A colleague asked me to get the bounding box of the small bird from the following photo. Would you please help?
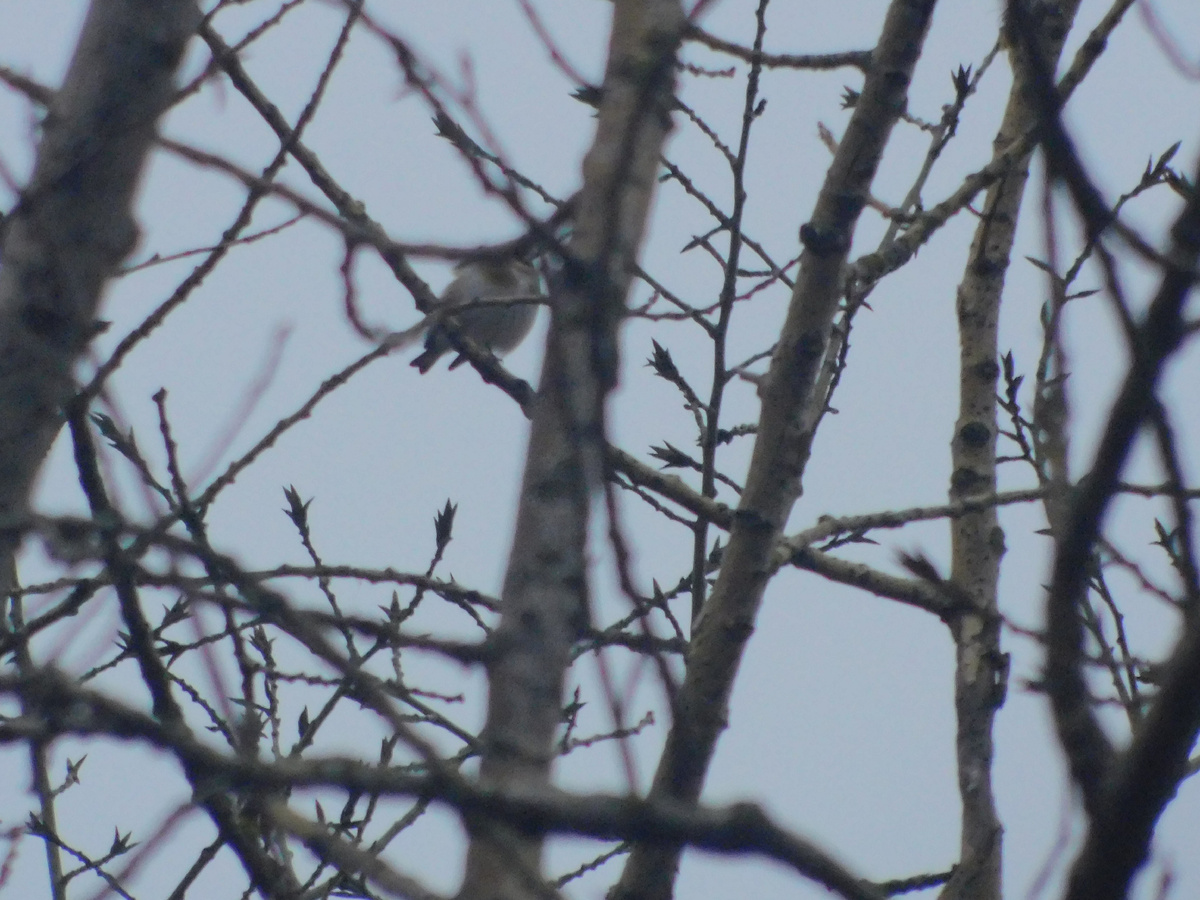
[410,257,543,373]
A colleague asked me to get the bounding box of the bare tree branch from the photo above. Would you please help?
[613,2,941,896]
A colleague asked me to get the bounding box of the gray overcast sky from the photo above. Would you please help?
[2,1,1200,898]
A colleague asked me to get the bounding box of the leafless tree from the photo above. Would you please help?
[1,1,1198,899]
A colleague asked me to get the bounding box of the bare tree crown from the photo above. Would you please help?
[0,2,1198,899]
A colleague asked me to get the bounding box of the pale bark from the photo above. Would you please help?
[940,5,1082,900]
[458,2,685,898]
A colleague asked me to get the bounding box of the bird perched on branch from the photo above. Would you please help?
[410,257,543,374]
